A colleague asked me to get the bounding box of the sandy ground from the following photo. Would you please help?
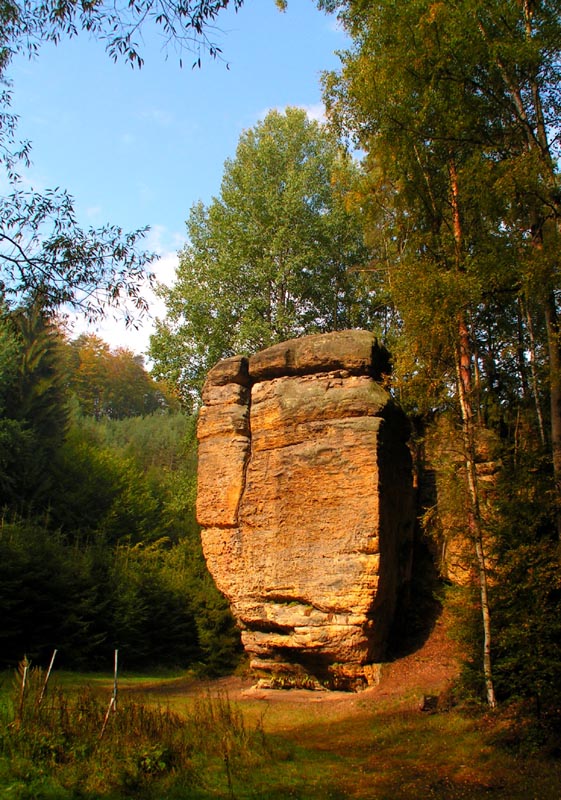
[139,608,460,713]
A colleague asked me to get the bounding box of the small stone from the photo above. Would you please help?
[419,694,439,713]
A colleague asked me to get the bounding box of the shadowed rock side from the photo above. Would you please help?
[196,330,414,690]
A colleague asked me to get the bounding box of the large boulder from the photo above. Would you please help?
[196,330,414,689]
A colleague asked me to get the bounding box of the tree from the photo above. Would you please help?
[66,335,112,418]
[0,303,70,509]
[3,0,245,69]
[67,334,176,418]
[488,454,561,715]
[471,0,561,538]
[0,0,251,323]
[320,0,511,707]
[0,8,157,322]
[319,0,561,706]
[320,0,561,509]
[0,191,157,323]
[0,306,28,499]
[150,107,377,403]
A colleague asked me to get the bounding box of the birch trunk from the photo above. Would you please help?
[450,159,497,708]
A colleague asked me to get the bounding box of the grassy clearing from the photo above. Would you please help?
[1,667,560,799]
[0,666,270,800]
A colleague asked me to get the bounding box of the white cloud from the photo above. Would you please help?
[255,102,327,124]
[139,108,174,127]
[145,225,186,263]
[326,14,346,35]
[85,205,102,222]
[66,229,184,358]
[153,248,179,296]
[300,103,326,123]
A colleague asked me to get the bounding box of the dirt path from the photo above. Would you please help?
[237,609,459,708]
[134,607,460,715]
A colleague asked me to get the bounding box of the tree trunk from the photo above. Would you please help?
[450,159,497,708]
[521,297,546,448]
[456,329,497,709]
[544,291,561,540]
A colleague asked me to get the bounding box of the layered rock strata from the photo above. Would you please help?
[197,330,414,689]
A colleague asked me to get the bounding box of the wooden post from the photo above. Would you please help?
[99,649,119,740]
[38,649,57,707]
[17,656,30,722]
[112,649,118,713]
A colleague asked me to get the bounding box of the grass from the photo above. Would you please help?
[0,665,269,800]
[1,665,561,799]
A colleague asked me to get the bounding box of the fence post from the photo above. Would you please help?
[38,649,57,707]
[99,649,119,740]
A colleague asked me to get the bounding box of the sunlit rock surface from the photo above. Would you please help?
[197,330,414,689]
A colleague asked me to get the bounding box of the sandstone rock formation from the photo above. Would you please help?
[197,330,414,689]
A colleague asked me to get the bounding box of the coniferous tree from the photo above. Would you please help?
[1,304,69,509]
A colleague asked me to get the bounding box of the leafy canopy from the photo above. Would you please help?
[1,0,245,68]
[149,107,378,403]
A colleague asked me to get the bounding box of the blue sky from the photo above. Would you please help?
[8,0,347,355]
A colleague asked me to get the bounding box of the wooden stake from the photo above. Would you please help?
[38,649,57,707]
[17,656,30,722]
[112,649,118,713]
[99,649,119,740]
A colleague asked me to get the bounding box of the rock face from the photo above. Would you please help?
[197,330,414,689]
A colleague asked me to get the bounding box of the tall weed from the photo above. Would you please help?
[0,663,269,799]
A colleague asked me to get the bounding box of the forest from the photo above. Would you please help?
[1,0,561,797]
[0,320,241,674]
